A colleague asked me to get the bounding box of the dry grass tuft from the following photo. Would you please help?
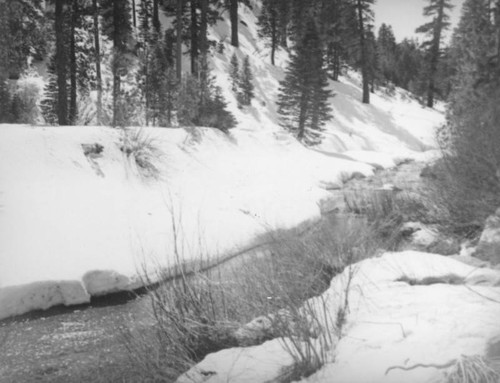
[119,128,163,179]
[446,355,500,383]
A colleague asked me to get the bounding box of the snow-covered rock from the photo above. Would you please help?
[401,222,460,255]
[178,252,500,383]
[474,208,500,266]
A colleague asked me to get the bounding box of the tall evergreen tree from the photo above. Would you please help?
[437,0,500,219]
[277,18,333,145]
[354,0,375,104]
[258,0,280,65]
[92,0,103,124]
[176,0,184,80]
[230,53,240,94]
[0,0,46,80]
[229,0,239,47]
[69,0,79,125]
[416,0,453,107]
[55,0,69,125]
[239,55,254,106]
[377,23,397,85]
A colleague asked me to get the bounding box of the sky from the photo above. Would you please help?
[373,0,466,44]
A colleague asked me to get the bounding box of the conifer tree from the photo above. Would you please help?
[258,0,280,65]
[0,0,46,80]
[55,0,69,125]
[92,0,103,124]
[354,0,375,104]
[377,23,397,85]
[438,0,500,217]
[230,53,240,94]
[239,55,254,106]
[277,18,333,145]
[416,0,453,107]
[0,79,13,123]
[229,0,239,47]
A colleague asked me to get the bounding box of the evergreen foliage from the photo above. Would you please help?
[416,0,454,107]
[277,19,333,145]
[441,0,500,192]
[0,79,14,123]
[178,74,237,131]
[230,53,240,94]
[258,0,281,65]
[238,55,254,106]
[377,24,397,85]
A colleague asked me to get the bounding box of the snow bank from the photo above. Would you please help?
[0,2,445,320]
[179,252,500,383]
[0,125,373,320]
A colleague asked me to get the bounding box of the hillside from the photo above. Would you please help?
[0,3,444,320]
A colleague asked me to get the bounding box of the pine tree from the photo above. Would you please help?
[230,53,240,94]
[277,18,333,145]
[238,55,254,106]
[103,0,133,126]
[321,0,356,81]
[377,23,397,85]
[229,0,239,47]
[0,79,13,123]
[394,38,425,92]
[176,0,183,80]
[416,0,454,107]
[437,0,500,220]
[354,0,375,104]
[55,0,69,125]
[93,0,103,125]
[0,0,46,80]
[258,0,280,65]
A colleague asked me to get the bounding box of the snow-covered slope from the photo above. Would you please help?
[0,3,444,320]
[178,252,500,383]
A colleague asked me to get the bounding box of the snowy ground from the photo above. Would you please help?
[178,251,500,383]
[0,2,444,320]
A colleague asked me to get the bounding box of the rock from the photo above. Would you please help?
[420,159,446,180]
[473,208,500,266]
[319,180,342,191]
[449,255,491,269]
[400,222,460,256]
[234,309,320,347]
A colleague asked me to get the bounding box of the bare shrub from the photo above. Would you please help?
[445,355,500,383]
[122,211,385,381]
[343,188,433,249]
[119,128,163,179]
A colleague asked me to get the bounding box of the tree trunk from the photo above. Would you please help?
[427,0,446,108]
[112,0,122,127]
[270,7,277,65]
[200,0,208,84]
[55,0,68,125]
[190,0,198,76]
[92,0,103,125]
[333,45,340,81]
[279,0,288,48]
[69,0,78,125]
[356,0,370,104]
[176,0,183,81]
[132,0,137,28]
[297,93,308,141]
[230,0,239,47]
[153,0,160,34]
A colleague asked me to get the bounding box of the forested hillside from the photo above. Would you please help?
[0,0,454,136]
[1,1,500,382]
